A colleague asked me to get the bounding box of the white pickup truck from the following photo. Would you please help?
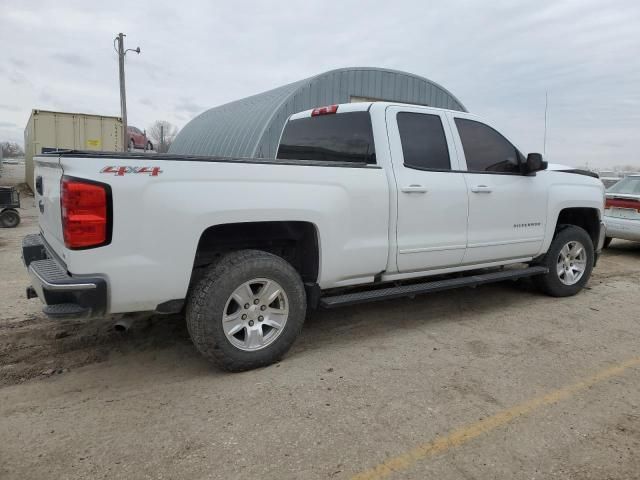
[23,102,605,370]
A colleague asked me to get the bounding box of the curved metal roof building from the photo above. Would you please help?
[169,67,466,158]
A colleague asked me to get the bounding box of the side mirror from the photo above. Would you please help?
[525,153,547,174]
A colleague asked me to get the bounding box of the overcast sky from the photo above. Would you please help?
[1,0,638,169]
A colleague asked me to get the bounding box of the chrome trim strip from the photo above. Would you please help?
[467,237,544,248]
[399,245,466,254]
[28,265,97,291]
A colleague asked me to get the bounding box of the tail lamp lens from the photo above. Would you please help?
[311,104,339,116]
[61,177,110,248]
[605,197,640,212]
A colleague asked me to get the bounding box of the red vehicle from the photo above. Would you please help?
[127,126,153,151]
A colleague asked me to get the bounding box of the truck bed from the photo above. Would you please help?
[33,148,391,313]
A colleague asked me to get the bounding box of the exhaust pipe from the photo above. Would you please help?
[114,316,132,333]
[113,312,148,332]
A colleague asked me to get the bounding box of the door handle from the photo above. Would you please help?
[401,184,428,194]
[471,185,492,193]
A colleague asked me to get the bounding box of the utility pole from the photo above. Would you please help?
[115,33,140,152]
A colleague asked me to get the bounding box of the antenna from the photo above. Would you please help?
[543,91,548,156]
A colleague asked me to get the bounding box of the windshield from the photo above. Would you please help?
[607,176,640,195]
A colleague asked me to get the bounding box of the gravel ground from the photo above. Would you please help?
[1,163,639,479]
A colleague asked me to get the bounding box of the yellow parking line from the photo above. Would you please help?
[352,356,640,480]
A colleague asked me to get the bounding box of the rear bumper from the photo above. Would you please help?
[604,215,640,241]
[22,234,108,318]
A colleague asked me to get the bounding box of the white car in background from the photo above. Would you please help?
[604,175,640,247]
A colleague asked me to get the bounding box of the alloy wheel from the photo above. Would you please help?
[556,240,587,285]
[222,278,289,351]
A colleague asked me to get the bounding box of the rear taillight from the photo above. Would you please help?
[311,104,338,116]
[61,177,111,249]
[605,197,640,211]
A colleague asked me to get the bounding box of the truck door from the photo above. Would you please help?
[448,113,547,263]
[386,106,469,272]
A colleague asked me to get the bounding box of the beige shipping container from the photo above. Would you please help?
[24,110,123,191]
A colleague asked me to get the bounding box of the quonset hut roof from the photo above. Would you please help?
[169,67,467,159]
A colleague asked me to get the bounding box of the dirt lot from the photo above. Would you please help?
[1,163,640,479]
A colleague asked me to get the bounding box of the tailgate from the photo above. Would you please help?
[34,155,65,251]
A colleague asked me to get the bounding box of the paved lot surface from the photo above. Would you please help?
[1,163,640,479]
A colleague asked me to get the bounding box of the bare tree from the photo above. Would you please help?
[147,120,178,153]
[1,142,24,158]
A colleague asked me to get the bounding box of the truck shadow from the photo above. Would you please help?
[15,242,638,384]
[0,279,542,386]
[296,279,539,354]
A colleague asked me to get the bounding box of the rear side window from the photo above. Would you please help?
[277,111,375,164]
[397,112,450,170]
[455,118,521,173]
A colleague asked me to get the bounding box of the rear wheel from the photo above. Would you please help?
[146,141,153,151]
[129,139,135,151]
[186,250,306,371]
[0,209,20,228]
[533,225,594,297]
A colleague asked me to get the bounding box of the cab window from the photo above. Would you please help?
[397,113,451,171]
[277,112,376,164]
[455,118,522,173]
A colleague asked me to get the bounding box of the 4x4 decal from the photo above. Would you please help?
[100,166,162,176]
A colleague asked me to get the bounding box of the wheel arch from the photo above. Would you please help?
[190,220,320,289]
[554,207,601,248]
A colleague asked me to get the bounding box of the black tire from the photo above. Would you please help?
[603,236,613,249]
[146,141,153,151]
[129,139,135,151]
[0,209,20,228]
[186,249,307,371]
[533,225,594,297]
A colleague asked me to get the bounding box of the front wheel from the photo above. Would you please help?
[533,225,594,297]
[603,236,613,249]
[186,250,307,371]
